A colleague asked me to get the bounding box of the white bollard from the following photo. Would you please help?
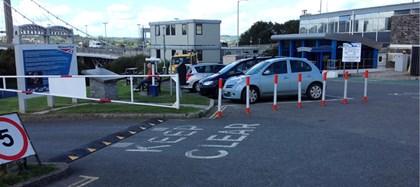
[364,70,368,103]
[273,74,278,111]
[343,71,348,104]
[298,73,302,109]
[322,72,326,107]
[246,76,250,114]
[217,78,223,118]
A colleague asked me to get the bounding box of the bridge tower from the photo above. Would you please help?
[3,0,13,44]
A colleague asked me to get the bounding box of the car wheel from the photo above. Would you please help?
[306,83,322,100]
[191,82,199,93]
[241,86,259,104]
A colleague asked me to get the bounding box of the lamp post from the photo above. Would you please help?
[103,22,108,49]
[85,25,88,36]
[237,0,247,47]
[137,24,141,49]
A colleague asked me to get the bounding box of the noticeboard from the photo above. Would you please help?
[342,43,362,63]
[0,113,37,164]
[14,44,78,97]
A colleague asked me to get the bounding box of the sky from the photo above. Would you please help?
[0,0,417,38]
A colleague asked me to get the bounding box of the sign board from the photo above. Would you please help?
[342,43,362,63]
[14,44,78,98]
[0,113,36,164]
[49,77,87,98]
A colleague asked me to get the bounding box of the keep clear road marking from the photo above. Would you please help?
[67,175,99,187]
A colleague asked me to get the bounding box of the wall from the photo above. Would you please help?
[391,14,420,45]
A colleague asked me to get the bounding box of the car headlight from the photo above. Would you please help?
[203,81,214,86]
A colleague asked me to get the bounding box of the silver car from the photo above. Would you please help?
[223,57,323,103]
[183,63,225,92]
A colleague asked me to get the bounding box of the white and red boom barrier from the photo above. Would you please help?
[273,74,278,111]
[321,72,327,107]
[246,76,250,114]
[364,70,368,103]
[343,71,349,105]
[217,78,223,118]
[298,73,302,109]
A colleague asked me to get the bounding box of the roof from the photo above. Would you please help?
[271,33,382,50]
[150,19,221,25]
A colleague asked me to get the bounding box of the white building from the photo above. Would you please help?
[149,19,221,63]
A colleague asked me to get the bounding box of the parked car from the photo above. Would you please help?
[198,56,274,98]
[182,63,225,92]
[222,57,323,103]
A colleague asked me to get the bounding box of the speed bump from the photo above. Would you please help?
[48,117,166,163]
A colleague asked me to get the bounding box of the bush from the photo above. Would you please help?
[104,54,147,74]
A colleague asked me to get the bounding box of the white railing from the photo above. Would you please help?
[0,74,180,110]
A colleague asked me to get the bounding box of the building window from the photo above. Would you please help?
[196,24,202,35]
[171,25,176,35]
[197,50,203,61]
[156,50,161,58]
[172,50,176,56]
[182,24,187,35]
[166,25,170,35]
[155,26,160,36]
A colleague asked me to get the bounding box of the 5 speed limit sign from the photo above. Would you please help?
[0,113,36,164]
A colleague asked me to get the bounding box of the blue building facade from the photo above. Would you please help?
[271,2,419,71]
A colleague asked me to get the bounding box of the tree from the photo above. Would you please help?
[238,20,300,46]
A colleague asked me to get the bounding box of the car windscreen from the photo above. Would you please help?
[246,60,269,75]
[218,59,246,74]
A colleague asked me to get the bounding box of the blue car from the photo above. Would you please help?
[223,57,324,103]
[198,56,274,98]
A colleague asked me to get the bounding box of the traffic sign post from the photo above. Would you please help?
[0,113,40,166]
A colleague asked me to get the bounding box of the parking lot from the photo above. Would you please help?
[24,78,419,186]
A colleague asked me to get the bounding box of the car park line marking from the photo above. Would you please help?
[68,175,99,187]
[126,145,171,152]
[110,142,134,148]
[209,106,228,119]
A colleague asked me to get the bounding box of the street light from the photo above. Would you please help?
[237,0,247,47]
[137,24,141,48]
[85,25,88,36]
[103,22,108,49]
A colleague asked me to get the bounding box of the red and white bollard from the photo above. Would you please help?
[246,76,250,114]
[273,74,278,111]
[321,72,327,107]
[217,78,223,118]
[343,71,349,105]
[298,73,302,109]
[364,70,368,103]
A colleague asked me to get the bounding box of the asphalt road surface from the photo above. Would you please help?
[22,78,418,186]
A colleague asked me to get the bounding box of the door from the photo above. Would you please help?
[259,60,290,96]
[289,60,314,93]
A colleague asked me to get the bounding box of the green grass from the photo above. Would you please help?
[0,164,56,187]
[0,81,210,114]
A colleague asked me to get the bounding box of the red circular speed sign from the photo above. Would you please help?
[0,117,29,161]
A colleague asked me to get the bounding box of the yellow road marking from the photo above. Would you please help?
[117,136,124,140]
[129,131,136,134]
[87,148,96,152]
[68,156,79,160]
[103,141,111,145]
[149,123,155,126]
[140,127,146,130]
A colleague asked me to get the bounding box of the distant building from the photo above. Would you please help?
[149,19,221,63]
[271,2,419,72]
